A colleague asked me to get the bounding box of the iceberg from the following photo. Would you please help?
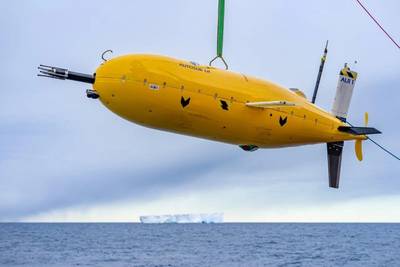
[139,213,223,224]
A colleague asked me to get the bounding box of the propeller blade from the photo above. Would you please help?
[355,139,363,161]
[364,112,369,126]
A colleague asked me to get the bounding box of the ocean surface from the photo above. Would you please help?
[0,223,399,266]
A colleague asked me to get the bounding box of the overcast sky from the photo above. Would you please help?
[1,0,399,222]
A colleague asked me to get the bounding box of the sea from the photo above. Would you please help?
[0,223,399,266]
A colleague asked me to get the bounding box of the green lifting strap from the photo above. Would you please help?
[210,0,228,69]
[217,0,225,57]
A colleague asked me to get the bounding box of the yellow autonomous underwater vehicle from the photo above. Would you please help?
[38,53,380,188]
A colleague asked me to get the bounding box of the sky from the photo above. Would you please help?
[0,0,399,222]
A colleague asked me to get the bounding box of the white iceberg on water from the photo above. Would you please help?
[139,213,223,224]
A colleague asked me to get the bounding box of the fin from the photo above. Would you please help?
[246,101,297,109]
[289,88,307,99]
[331,65,358,119]
[338,126,381,135]
[327,141,344,189]
[355,139,363,161]
[364,112,369,126]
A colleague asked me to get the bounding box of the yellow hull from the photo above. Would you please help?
[93,54,360,148]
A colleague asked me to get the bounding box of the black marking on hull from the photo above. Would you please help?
[220,100,229,111]
[181,96,191,108]
[279,116,287,126]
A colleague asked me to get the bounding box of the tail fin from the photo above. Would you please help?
[331,65,358,121]
[327,141,344,188]
[327,64,358,188]
[338,126,381,135]
[325,65,382,188]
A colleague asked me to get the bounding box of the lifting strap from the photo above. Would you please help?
[210,0,229,69]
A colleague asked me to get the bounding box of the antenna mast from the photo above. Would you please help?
[311,40,328,104]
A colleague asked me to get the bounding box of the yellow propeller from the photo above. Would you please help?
[355,139,363,161]
[355,112,369,161]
